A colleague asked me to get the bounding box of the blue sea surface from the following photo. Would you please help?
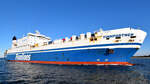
[0,58,150,84]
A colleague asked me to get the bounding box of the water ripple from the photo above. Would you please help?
[0,58,150,84]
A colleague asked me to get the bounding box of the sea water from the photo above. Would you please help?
[0,58,150,84]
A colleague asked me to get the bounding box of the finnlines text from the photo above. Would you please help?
[15,53,31,61]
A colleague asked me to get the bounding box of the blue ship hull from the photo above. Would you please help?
[6,43,140,65]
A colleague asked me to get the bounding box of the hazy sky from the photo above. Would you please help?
[0,0,150,57]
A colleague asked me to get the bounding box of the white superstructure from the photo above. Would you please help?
[8,27,147,53]
[11,30,51,50]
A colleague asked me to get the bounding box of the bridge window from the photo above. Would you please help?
[91,34,95,37]
[76,37,79,40]
[115,37,121,39]
[85,35,87,38]
[130,36,136,38]
[106,37,109,40]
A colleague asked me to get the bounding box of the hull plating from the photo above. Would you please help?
[6,43,139,65]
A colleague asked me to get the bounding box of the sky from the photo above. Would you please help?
[0,0,150,57]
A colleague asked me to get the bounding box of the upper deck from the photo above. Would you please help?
[7,27,147,53]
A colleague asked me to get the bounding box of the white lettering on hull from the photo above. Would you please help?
[15,53,31,61]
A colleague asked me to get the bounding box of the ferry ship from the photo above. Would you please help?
[5,28,147,66]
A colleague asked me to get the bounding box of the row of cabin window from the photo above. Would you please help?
[106,36,136,40]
